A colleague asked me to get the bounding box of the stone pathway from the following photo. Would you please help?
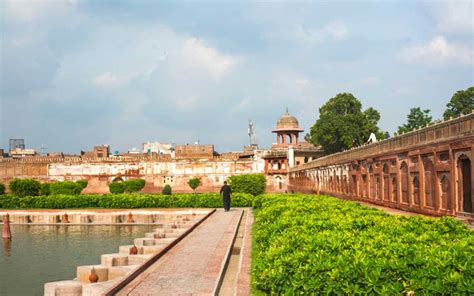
[117,208,244,296]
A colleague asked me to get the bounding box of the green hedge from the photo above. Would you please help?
[40,183,51,196]
[252,194,474,294]
[109,179,145,194]
[0,182,5,195]
[228,174,266,196]
[50,181,83,195]
[9,178,41,197]
[76,180,88,190]
[123,179,145,193]
[0,192,253,209]
[109,182,125,194]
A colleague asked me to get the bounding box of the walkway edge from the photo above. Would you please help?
[102,208,216,296]
[212,209,244,295]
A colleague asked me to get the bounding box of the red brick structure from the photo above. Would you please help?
[175,144,215,158]
[81,145,110,158]
[289,112,474,218]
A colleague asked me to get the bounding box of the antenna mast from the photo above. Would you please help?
[248,120,257,146]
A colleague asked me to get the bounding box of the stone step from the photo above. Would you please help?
[101,254,128,267]
[44,280,82,296]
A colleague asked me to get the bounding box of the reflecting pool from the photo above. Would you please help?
[0,225,155,295]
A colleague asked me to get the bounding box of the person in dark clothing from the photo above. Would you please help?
[220,181,232,211]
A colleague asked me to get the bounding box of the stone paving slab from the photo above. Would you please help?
[118,209,243,296]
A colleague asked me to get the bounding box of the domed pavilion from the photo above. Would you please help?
[273,108,304,146]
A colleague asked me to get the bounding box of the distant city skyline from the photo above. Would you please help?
[1,0,473,154]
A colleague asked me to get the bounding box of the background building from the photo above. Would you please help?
[142,142,174,156]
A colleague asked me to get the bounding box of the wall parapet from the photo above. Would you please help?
[291,112,474,172]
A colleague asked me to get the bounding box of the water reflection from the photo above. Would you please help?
[0,225,153,295]
[3,239,11,257]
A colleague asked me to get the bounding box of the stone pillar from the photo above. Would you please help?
[408,157,413,207]
[433,152,441,212]
[288,147,295,168]
[396,157,401,208]
[449,147,456,214]
[418,154,425,209]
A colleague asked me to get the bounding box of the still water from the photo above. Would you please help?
[0,225,155,296]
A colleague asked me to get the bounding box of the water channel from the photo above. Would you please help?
[0,224,155,295]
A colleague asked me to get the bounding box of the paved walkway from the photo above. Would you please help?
[118,208,243,296]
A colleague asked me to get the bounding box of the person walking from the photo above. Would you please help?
[220,181,232,212]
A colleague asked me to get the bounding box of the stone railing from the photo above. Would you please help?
[291,111,474,171]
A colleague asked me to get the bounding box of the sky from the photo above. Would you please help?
[1,0,473,154]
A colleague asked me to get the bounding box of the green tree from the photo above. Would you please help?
[9,178,41,197]
[397,107,432,134]
[188,177,201,193]
[162,184,172,195]
[443,86,474,119]
[306,93,386,154]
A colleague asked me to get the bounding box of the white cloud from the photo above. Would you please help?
[179,38,237,80]
[295,20,348,43]
[295,78,310,87]
[399,36,473,66]
[93,72,139,88]
[3,0,77,23]
[429,1,473,34]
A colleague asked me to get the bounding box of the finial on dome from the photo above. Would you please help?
[285,107,289,114]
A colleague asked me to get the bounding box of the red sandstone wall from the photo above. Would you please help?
[289,113,474,218]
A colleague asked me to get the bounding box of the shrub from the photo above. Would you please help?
[228,174,266,196]
[9,178,41,197]
[49,181,83,195]
[76,179,88,190]
[0,192,254,209]
[252,194,474,294]
[109,182,124,194]
[40,183,51,196]
[122,179,145,193]
[188,177,201,193]
[162,184,172,195]
[0,182,5,195]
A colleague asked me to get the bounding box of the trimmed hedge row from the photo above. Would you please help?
[252,194,474,294]
[109,179,146,194]
[0,192,253,209]
[228,174,266,196]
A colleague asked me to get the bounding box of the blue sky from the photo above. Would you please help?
[1,0,473,154]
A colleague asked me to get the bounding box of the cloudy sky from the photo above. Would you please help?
[1,0,473,154]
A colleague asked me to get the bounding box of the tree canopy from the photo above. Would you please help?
[443,86,474,120]
[397,107,432,135]
[306,93,386,154]
[188,177,201,193]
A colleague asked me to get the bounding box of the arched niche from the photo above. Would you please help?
[457,154,472,213]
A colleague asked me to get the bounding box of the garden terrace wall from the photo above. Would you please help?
[289,112,474,218]
[0,156,264,194]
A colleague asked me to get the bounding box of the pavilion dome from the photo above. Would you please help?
[274,109,303,132]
